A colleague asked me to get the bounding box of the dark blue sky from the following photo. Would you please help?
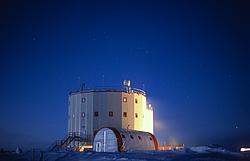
[0,0,249,150]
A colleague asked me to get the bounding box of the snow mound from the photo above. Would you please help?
[187,145,242,156]
[188,146,213,153]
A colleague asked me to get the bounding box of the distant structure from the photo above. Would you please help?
[68,80,154,146]
[15,146,22,154]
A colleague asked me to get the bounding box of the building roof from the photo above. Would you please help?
[69,87,146,96]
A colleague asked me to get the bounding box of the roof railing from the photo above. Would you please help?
[131,88,146,95]
[69,87,146,95]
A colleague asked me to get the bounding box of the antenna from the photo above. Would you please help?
[77,76,81,90]
[142,83,145,90]
[102,74,105,87]
[80,82,85,91]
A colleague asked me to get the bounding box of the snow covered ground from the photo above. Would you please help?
[0,146,249,161]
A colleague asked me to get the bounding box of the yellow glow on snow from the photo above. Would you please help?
[79,145,93,152]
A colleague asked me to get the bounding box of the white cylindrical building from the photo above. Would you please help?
[68,80,154,146]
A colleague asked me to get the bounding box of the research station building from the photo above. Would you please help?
[68,80,154,145]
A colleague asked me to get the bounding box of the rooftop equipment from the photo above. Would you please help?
[123,80,131,93]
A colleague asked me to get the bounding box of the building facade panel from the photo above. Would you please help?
[121,92,134,130]
[133,93,145,132]
[93,92,122,134]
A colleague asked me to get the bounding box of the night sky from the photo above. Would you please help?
[0,0,249,150]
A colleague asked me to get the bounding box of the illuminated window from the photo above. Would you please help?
[123,97,127,102]
[94,112,99,117]
[81,112,85,118]
[109,111,113,117]
[81,97,86,103]
[138,136,141,140]
[135,113,138,118]
[123,112,127,117]
[130,135,134,139]
[135,98,138,104]
[122,134,125,138]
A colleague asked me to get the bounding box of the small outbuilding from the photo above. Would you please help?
[93,127,158,152]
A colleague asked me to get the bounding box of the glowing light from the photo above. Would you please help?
[240,147,250,152]
[158,145,185,151]
[79,145,93,152]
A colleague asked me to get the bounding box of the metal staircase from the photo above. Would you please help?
[48,132,87,151]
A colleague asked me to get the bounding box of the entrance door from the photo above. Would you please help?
[95,142,102,152]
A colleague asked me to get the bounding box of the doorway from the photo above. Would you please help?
[95,142,102,152]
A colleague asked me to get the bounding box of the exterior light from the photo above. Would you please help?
[240,147,250,152]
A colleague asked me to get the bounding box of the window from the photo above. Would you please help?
[81,97,86,103]
[149,137,153,141]
[109,111,113,117]
[94,112,99,117]
[138,136,142,140]
[130,135,134,139]
[135,113,138,118]
[123,97,127,102]
[81,112,85,118]
[121,134,126,138]
[135,98,138,104]
[123,112,127,117]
